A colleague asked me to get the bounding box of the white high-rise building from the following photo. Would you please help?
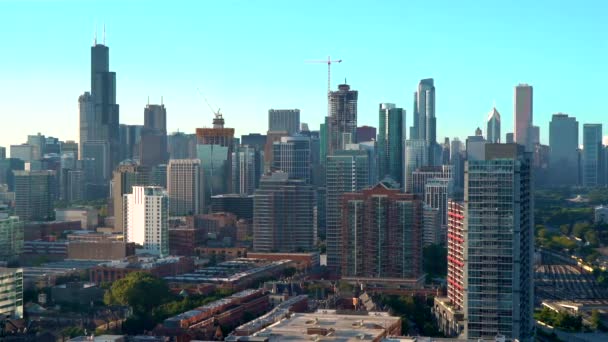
[123,186,169,256]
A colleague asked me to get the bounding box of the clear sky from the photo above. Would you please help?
[1,0,607,151]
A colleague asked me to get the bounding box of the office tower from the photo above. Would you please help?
[253,172,315,253]
[475,127,482,137]
[358,141,378,185]
[140,103,168,167]
[404,139,428,192]
[466,134,487,161]
[341,183,422,279]
[232,145,260,195]
[326,150,369,272]
[112,162,150,233]
[320,118,329,164]
[486,107,501,143]
[356,125,377,143]
[60,140,79,160]
[425,177,453,230]
[447,200,465,311]
[0,207,23,262]
[272,135,312,183]
[10,144,35,163]
[410,78,437,164]
[123,186,169,256]
[26,133,45,160]
[441,137,451,165]
[583,124,603,187]
[505,133,514,143]
[0,159,24,191]
[268,109,301,135]
[378,103,405,186]
[529,125,540,146]
[264,131,289,172]
[241,133,267,151]
[196,113,235,197]
[549,114,579,185]
[81,140,110,199]
[464,144,534,341]
[168,132,196,159]
[44,137,60,155]
[119,124,143,161]
[14,170,54,222]
[150,164,167,188]
[514,84,533,151]
[167,159,203,216]
[328,84,358,154]
[210,194,254,221]
[0,267,24,319]
[410,165,453,196]
[65,169,85,202]
[0,147,5,160]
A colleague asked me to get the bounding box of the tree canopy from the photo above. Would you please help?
[104,272,171,315]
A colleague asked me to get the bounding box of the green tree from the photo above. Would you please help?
[584,230,600,247]
[60,326,85,338]
[560,224,571,236]
[591,309,601,330]
[573,222,590,238]
[104,272,172,315]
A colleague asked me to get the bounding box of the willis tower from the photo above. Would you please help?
[79,32,120,198]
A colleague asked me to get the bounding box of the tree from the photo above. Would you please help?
[573,222,590,238]
[104,272,171,315]
[591,309,601,330]
[61,326,85,338]
[584,230,599,247]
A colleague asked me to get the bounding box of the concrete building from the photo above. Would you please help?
[90,255,194,283]
[210,194,254,221]
[0,267,23,319]
[241,133,267,151]
[268,109,300,135]
[487,107,501,143]
[328,84,358,154]
[167,159,203,216]
[253,172,315,253]
[325,149,370,272]
[0,206,23,262]
[14,170,54,222]
[341,183,422,279]
[123,186,169,256]
[422,205,441,246]
[272,135,311,184]
[410,165,452,197]
[356,125,377,143]
[464,144,534,341]
[549,113,579,186]
[378,103,405,186]
[0,158,25,191]
[424,177,453,231]
[168,132,196,160]
[583,124,603,187]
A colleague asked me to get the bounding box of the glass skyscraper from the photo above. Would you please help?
[377,103,405,186]
[549,113,579,186]
[464,144,534,341]
[583,124,603,187]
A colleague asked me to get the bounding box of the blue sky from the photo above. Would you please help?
[1,0,607,150]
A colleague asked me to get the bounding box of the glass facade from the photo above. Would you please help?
[377,103,405,186]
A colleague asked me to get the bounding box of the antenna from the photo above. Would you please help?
[161,96,164,106]
[103,23,106,45]
[94,26,97,45]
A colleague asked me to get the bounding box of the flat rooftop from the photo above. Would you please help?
[247,310,400,341]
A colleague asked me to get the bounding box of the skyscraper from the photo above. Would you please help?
[168,132,197,160]
[583,124,603,187]
[232,145,261,195]
[272,135,312,183]
[81,40,120,173]
[26,133,45,160]
[326,149,369,272]
[140,103,168,167]
[404,139,428,192]
[253,172,315,253]
[340,183,422,279]
[514,84,533,151]
[464,144,534,341]
[378,103,405,185]
[447,200,464,311]
[328,84,358,154]
[167,159,203,216]
[486,107,501,143]
[356,125,377,143]
[411,79,437,163]
[0,147,5,160]
[0,206,23,263]
[196,113,235,198]
[123,186,169,256]
[81,140,110,198]
[14,170,55,222]
[549,113,579,186]
[268,109,301,135]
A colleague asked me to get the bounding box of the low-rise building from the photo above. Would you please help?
[595,205,608,224]
[51,281,104,305]
[247,252,320,271]
[89,255,194,283]
[226,310,401,341]
[23,220,81,241]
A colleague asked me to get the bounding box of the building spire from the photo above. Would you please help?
[94,26,97,45]
[103,23,106,45]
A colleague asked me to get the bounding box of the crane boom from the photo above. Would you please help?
[306,56,342,94]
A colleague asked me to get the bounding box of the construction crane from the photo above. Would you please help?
[196,88,224,128]
[306,56,343,94]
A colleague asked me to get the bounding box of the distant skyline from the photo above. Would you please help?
[1,0,607,151]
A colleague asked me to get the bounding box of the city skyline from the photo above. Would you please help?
[2,1,608,150]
